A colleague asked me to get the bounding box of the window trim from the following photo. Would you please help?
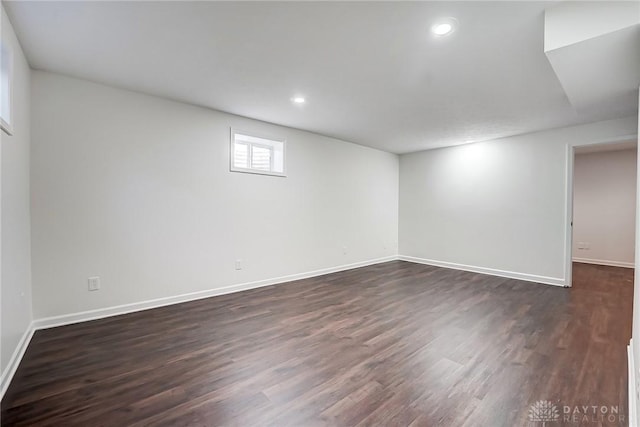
[229,128,287,177]
[1,42,14,136]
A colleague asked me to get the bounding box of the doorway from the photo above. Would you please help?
[566,139,638,287]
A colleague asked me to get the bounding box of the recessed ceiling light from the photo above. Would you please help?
[431,18,457,36]
[292,96,306,104]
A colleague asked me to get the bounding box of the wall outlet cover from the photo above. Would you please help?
[88,276,101,291]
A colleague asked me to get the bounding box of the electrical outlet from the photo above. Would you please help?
[343,246,348,255]
[235,259,243,270]
[88,276,101,291]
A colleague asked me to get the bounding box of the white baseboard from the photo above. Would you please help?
[398,255,566,287]
[1,321,35,400]
[573,257,635,269]
[1,256,398,400]
[2,254,562,401]
[32,255,399,330]
[629,340,637,427]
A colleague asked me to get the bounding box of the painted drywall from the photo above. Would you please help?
[572,148,636,268]
[1,5,32,375]
[399,116,638,285]
[633,88,640,423]
[30,71,399,319]
[544,1,640,52]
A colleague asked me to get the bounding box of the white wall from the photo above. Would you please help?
[30,71,399,319]
[572,148,636,268]
[399,116,638,285]
[544,1,640,51]
[1,4,32,378]
[633,88,640,424]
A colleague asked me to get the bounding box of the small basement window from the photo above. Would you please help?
[230,129,286,177]
[1,42,13,135]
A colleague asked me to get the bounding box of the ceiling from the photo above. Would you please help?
[574,140,638,154]
[544,1,640,120]
[4,1,638,154]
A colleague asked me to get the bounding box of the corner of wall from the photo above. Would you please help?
[0,1,34,400]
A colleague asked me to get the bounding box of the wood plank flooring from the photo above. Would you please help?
[1,261,633,426]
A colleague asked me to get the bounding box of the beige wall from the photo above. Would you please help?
[573,149,636,268]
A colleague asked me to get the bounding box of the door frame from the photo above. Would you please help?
[564,134,638,287]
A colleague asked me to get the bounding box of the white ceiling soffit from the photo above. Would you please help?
[544,1,640,117]
[574,139,638,154]
[4,1,639,154]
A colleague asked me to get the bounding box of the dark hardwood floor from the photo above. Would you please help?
[1,261,633,426]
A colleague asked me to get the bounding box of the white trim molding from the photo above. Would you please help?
[33,256,398,330]
[399,255,566,287]
[573,258,635,269]
[564,142,575,287]
[629,340,637,427]
[0,322,35,400]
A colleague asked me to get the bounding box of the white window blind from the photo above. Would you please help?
[234,142,249,169]
[0,42,13,135]
[230,130,285,176]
